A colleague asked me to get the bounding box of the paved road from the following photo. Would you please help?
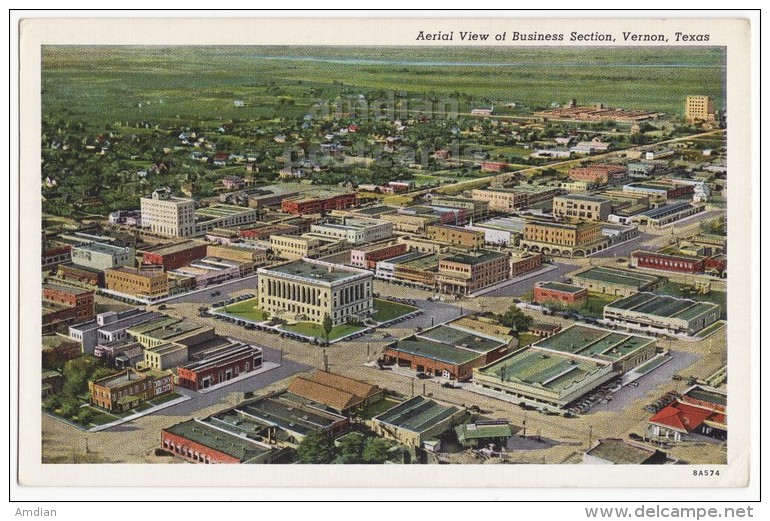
[483,260,581,297]
[164,276,259,305]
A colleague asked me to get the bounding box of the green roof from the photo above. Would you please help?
[374,396,459,433]
[455,422,514,444]
[533,325,656,362]
[478,349,605,391]
[442,250,507,266]
[386,337,483,365]
[538,282,586,294]
[164,419,271,462]
[265,259,368,283]
[607,292,721,321]
[574,266,662,288]
[418,325,504,353]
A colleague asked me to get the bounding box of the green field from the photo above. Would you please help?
[517,332,541,348]
[582,292,622,317]
[219,298,269,322]
[371,298,418,323]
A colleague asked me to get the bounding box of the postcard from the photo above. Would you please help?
[13,13,757,498]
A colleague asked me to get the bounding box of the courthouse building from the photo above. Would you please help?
[257,258,373,327]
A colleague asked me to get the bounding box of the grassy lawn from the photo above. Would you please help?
[84,407,121,426]
[360,397,401,420]
[281,322,364,341]
[219,298,269,322]
[635,356,670,375]
[147,392,184,406]
[652,282,727,319]
[517,333,541,348]
[581,292,622,318]
[694,321,725,339]
[371,298,418,323]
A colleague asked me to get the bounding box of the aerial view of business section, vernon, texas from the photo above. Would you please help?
[39,46,728,466]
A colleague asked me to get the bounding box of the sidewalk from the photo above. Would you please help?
[88,393,192,432]
[196,361,281,394]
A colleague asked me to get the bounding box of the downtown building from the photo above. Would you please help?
[257,258,373,327]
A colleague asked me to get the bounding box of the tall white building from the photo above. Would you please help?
[140,188,196,237]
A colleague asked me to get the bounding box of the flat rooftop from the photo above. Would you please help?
[417,325,504,353]
[640,202,695,219]
[94,368,168,388]
[196,204,253,219]
[164,419,271,463]
[127,316,205,340]
[238,396,345,437]
[555,194,610,203]
[383,252,430,265]
[143,240,206,256]
[442,250,507,266]
[43,283,92,296]
[374,396,460,434]
[537,281,586,294]
[386,337,482,366]
[478,348,607,391]
[353,205,398,216]
[73,242,132,254]
[607,292,720,321]
[573,266,662,288]
[399,254,444,271]
[265,259,368,283]
[534,325,656,363]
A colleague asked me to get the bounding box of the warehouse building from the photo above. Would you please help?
[571,266,666,297]
[177,341,263,391]
[371,396,467,449]
[161,418,290,464]
[603,292,721,336]
[71,242,135,272]
[383,319,514,381]
[285,370,384,416]
[473,325,657,409]
[534,281,588,308]
[631,202,705,227]
[257,258,373,327]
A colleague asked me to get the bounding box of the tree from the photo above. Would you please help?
[362,437,394,464]
[496,305,534,334]
[335,432,366,464]
[296,431,336,464]
[322,314,333,343]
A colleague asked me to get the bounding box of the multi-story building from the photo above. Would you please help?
[177,341,263,391]
[604,292,721,336]
[471,186,563,213]
[429,196,490,221]
[104,266,169,301]
[69,308,162,354]
[310,217,393,245]
[426,224,485,249]
[42,244,72,270]
[568,165,627,184]
[257,258,373,327]
[534,281,588,308]
[281,193,357,215]
[206,243,268,267]
[520,220,607,257]
[141,240,208,270]
[393,254,444,288]
[685,95,716,124]
[71,242,135,272]
[378,213,438,234]
[140,188,196,237]
[89,367,174,413]
[552,194,612,222]
[397,236,449,254]
[349,242,408,269]
[42,284,95,332]
[436,250,510,295]
[269,233,345,260]
[143,342,189,371]
[622,181,695,202]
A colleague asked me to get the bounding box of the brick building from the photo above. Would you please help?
[426,224,485,249]
[471,186,563,213]
[281,193,357,215]
[520,220,607,257]
[631,251,706,274]
[42,284,95,332]
[177,341,263,391]
[510,251,543,277]
[141,241,208,270]
[552,194,613,222]
[89,367,174,413]
[350,242,408,269]
[534,281,589,308]
[436,250,510,295]
[568,165,627,184]
[104,266,169,301]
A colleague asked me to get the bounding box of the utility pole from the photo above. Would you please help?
[588,425,593,448]
[322,349,328,372]
[279,345,283,365]
[411,378,415,398]
[367,342,370,361]
[423,382,426,396]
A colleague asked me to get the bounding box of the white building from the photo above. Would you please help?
[310,217,393,245]
[140,188,196,237]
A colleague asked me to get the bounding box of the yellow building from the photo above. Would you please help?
[520,220,607,257]
[104,266,169,300]
[257,258,373,327]
[685,95,716,123]
[426,225,485,249]
[269,233,344,260]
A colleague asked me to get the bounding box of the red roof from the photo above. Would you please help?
[648,402,712,433]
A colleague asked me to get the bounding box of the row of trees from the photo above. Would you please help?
[297,431,399,464]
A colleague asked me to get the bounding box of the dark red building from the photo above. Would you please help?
[704,255,727,277]
[178,342,263,391]
[142,241,208,271]
[57,264,103,287]
[281,193,357,215]
[534,281,588,307]
[42,283,95,332]
[632,251,705,274]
